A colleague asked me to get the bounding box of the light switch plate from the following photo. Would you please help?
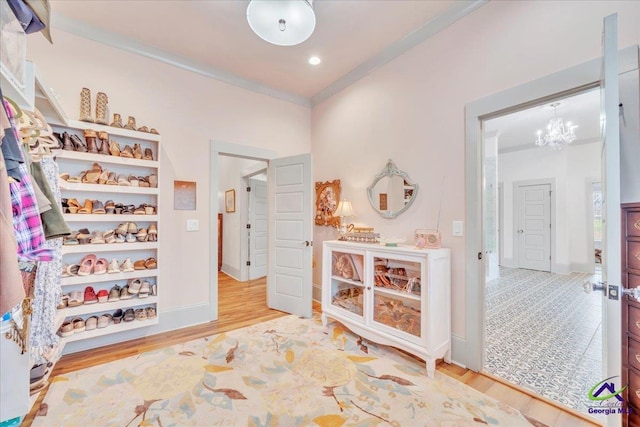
[186,219,199,232]
[452,220,464,237]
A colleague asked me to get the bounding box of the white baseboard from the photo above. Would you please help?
[500,257,515,268]
[450,334,466,368]
[63,303,211,354]
[313,283,322,302]
[570,262,595,274]
[220,264,241,281]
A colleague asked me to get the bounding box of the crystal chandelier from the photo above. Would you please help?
[535,102,578,150]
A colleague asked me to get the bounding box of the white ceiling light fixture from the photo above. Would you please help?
[535,102,578,150]
[308,56,321,65]
[247,0,316,47]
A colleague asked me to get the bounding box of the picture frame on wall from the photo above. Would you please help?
[314,179,341,227]
[173,180,196,210]
[225,189,236,213]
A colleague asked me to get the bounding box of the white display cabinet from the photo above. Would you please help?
[322,240,451,377]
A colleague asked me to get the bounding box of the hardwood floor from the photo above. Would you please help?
[21,272,600,427]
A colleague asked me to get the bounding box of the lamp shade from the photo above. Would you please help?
[334,200,355,217]
[247,0,315,46]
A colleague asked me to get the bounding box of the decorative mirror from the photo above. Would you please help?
[367,160,418,219]
[315,179,341,227]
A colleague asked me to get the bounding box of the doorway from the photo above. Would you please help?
[479,89,602,415]
[246,174,268,280]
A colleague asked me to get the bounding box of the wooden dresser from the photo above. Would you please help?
[622,202,640,424]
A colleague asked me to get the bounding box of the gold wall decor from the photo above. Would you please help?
[315,179,341,227]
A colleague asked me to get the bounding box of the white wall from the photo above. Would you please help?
[27,30,311,351]
[499,142,600,273]
[311,0,640,351]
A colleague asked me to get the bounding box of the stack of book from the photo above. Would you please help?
[341,226,379,243]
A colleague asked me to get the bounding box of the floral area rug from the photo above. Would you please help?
[33,315,538,426]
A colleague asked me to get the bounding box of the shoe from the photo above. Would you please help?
[94,258,108,274]
[104,200,116,214]
[90,231,105,244]
[123,308,135,322]
[63,232,79,246]
[121,258,134,272]
[150,128,160,135]
[72,316,86,333]
[144,257,157,269]
[135,308,147,321]
[84,286,98,304]
[139,280,150,298]
[84,129,99,153]
[120,145,134,158]
[84,162,103,184]
[112,309,124,324]
[133,143,142,159]
[125,233,137,243]
[108,285,121,302]
[148,224,157,235]
[117,174,130,186]
[109,140,121,156]
[145,307,157,319]
[134,259,146,270]
[62,132,74,151]
[98,169,109,184]
[128,279,142,294]
[78,254,97,276]
[95,92,109,125]
[77,228,91,244]
[124,116,136,131]
[78,199,93,214]
[97,313,112,328]
[137,126,149,133]
[114,234,126,243]
[120,285,133,300]
[97,289,109,303]
[103,229,116,244]
[71,134,88,152]
[144,205,155,215]
[127,222,139,234]
[148,174,158,188]
[85,316,98,331]
[128,174,139,186]
[133,205,147,215]
[56,294,69,309]
[115,223,128,236]
[92,200,106,214]
[151,284,157,296]
[136,229,148,242]
[143,148,153,161]
[98,131,110,155]
[106,172,118,185]
[107,259,120,274]
[67,198,82,214]
[110,113,123,128]
[67,291,84,307]
[122,204,134,214]
[137,177,150,188]
[79,88,93,123]
[66,264,80,276]
[59,321,74,337]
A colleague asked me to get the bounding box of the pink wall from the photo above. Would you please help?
[311,1,640,339]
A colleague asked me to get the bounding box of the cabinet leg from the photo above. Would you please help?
[321,313,328,326]
[426,358,435,378]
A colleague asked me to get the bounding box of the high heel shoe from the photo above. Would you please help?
[98,131,110,155]
[124,116,136,131]
[84,129,99,154]
[110,113,123,128]
[71,134,88,152]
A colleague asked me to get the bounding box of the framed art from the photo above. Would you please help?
[174,180,196,210]
[315,179,341,227]
[225,189,236,213]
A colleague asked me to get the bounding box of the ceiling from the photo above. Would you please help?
[484,88,602,153]
[50,0,483,106]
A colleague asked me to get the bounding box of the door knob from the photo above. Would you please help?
[583,280,606,294]
[517,229,524,234]
[304,240,312,247]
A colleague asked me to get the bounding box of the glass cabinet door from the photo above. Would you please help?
[329,251,365,318]
[371,255,422,340]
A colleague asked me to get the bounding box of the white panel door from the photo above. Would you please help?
[268,154,313,318]
[516,183,551,272]
[249,178,268,279]
[601,14,622,426]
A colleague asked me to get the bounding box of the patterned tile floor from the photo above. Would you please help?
[484,267,603,418]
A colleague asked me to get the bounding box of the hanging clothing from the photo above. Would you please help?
[30,156,63,353]
[0,149,25,315]
[2,96,52,262]
[30,160,70,239]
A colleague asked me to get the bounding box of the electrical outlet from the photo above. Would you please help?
[186,219,199,231]
[452,221,464,237]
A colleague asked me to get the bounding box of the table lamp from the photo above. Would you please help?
[333,199,355,240]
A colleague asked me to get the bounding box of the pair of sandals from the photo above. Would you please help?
[63,228,91,245]
[85,313,112,331]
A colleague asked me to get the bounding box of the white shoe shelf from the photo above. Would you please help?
[53,119,161,350]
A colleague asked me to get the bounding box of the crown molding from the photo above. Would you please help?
[310,0,488,106]
[51,14,312,108]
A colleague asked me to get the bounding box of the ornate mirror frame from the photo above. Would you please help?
[315,179,341,226]
[367,159,418,219]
